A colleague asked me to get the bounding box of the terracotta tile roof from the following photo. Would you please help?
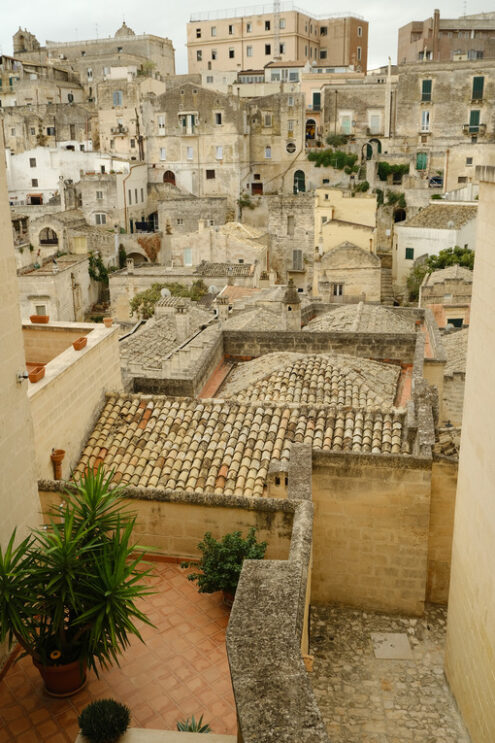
[304,303,415,334]
[221,353,400,408]
[74,395,409,497]
[443,328,469,376]
[403,204,477,230]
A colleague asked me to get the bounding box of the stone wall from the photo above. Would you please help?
[442,373,465,426]
[157,196,230,235]
[226,444,329,743]
[223,330,417,363]
[445,166,495,743]
[427,459,458,604]
[266,193,315,285]
[311,451,432,615]
[29,325,123,480]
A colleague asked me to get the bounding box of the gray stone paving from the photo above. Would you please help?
[310,604,471,743]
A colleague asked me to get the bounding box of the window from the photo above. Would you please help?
[216,145,223,159]
[305,45,308,56]
[46,126,55,136]
[458,176,468,184]
[95,213,107,225]
[183,247,192,266]
[30,127,36,135]
[247,45,253,57]
[206,75,213,83]
[229,24,234,34]
[246,22,252,32]
[472,76,484,100]
[211,49,217,60]
[113,90,123,106]
[160,147,166,160]
[196,50,202,61]
[357,46,362,61]
[35,304,46,315]
[117,46,123,53]
[320,26,328,36]
[31,178,38,187]
[289,71,299,81]
[265,44,271,55]
[158,114,165,133]
[287,215,295,235]
[177,218,184,225]
[279,43,285,54]
[469,109,480,133]
[320,50,327,59]
[185,146,193,160]
[280,18,286,28]
[81,50,86,56]
[29,158,36,168]
[288,96,294,106]
[264,113,272,127]
[265,20,271,30]
[265,146,272,159]
[416,151,428,170]
[312,92,321,111]
[141,188,144,202]
[358,26,363,37]
[96,191,103,200]
[421,79,432,101]
[254,173,261,180]
[196,28,201,38]
[87,68,93,80]
[292,249,303,270]
[405,247,414,260]
[466,157,473,166]
[215,112,222,125]
[332,283,344,296]
[128,189,132,205]
[206,169,215,179]
[288,119,295,132]
[229,48,235,58]
[421,110,430,132]
[211,26,216,36]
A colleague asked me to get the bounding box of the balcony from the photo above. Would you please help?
[463,123,486,136]
[110,124,128,135]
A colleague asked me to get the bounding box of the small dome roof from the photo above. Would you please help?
[115,21,135,38]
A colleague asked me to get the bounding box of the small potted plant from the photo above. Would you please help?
[103,317,113,328]
[30,314,50,324]
[182,528,267,607]
[177,714,211,733]
[78,699,130,743]
[73,336,87,351]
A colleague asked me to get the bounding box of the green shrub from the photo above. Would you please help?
[307,148,357,171]
[375,188,384,206]
[78,699,130,743]
[326,134,349,147]
[177,714,211,733]
[118,244,127,269]
[377,161,409,182]
[354,181,370,192]
[182,528,267,595]
[129,280,208,318]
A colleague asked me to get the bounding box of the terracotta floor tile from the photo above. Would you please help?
[0,565,236,739]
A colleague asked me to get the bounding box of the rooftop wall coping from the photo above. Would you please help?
[75,731,235,743]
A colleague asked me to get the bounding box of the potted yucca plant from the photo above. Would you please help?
[0,468,154,696]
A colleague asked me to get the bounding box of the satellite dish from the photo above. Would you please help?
[160,288,171,298]
[208,285,218,294]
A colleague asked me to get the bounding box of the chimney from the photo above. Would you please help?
[174,300,191,342]
[215,296,230,323]
[319,280,331,303]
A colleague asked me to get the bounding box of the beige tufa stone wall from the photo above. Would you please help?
[427,460,457,604]
[29,325,123,480]
[445,167,495,743]
[311,452,432,615]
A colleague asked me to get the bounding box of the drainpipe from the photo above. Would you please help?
[334,90,338,135]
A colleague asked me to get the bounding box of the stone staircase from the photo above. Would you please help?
[378,251,395,305]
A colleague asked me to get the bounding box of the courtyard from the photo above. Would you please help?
[0,562,236,742]
[310,604,470,743]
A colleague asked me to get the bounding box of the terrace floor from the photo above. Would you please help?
[310,603,470,743]
[0,562,236,742]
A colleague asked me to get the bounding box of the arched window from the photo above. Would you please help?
[305,119,316,140]
[293,170,306,193]
[163,170,176,185]
[39,227,58,245]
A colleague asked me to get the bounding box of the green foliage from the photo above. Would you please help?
[182,528,267,595]
[375,188,384,206]
[78,699,130,743]
[177,714,211,733]
[377,161,409,182]
[129,280,208,318]
[0,468,155,673]
[354,181,370,193]
[118,244,127,269]
[88,252,108,284]
[238,192,255,211]
[386,190,406,208]
[431,194,443,200]
[406,246,474,300]
[326,134,349,147]
[29,243,34,252]
[307,148,358,171]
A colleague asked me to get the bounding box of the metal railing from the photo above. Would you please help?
[191,2,363,21]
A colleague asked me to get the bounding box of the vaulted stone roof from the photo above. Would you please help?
[303,303,416,334]
[193,261,254,277]
[223,307,285,331]
[74,395,410,496]
[422,265,473,287]
[403,205,477,230]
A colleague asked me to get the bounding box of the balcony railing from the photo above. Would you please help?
[463,123,486,135]
[110,125,128,135]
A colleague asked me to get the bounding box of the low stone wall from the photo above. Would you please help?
[226,445,329,743]
[38,483,294,562]
[223,330,417,364]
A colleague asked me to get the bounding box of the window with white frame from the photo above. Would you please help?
[332,283,343,296]
[216,146,223,159]
[265,145,272,159]
[96,190,103,200]
[215,112,222,125]
[247,45,253,57]
[95,213,107,225]
[246,22,252,32]
[158,114,165,134]
[211,26,216,36]
[187,146,193,160]
[160,147,166,160]
[280,18,286,28]
[421,109,430,132]
[87,68,93,80]
[357,26,363,37]
[112,90,123,106]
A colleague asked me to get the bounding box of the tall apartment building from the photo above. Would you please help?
[398,9,495,65]
[187,3,368,74]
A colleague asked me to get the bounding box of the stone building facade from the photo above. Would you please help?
[266,192,315,286]
[0,54,83,108]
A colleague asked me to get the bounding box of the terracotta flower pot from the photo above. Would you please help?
[72,336,87,351]
[28,365,45,383]
[33,658,87,697]
[30,314,49,324]
[103,317,113,328]
[50,449,66,479]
